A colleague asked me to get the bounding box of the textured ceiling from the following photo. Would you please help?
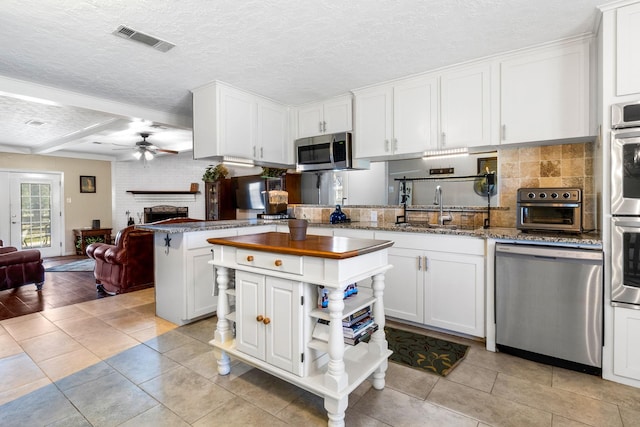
[0,0,605,160]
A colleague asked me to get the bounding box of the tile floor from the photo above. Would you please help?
[2,288,640,426]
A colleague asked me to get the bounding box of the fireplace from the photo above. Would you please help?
[144,205,189,223]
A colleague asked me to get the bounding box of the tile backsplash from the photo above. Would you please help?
[495,141,596,230]
[293,141,596,231]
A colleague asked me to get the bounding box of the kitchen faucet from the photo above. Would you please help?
[433,185,452,226]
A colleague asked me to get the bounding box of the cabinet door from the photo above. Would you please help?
[617,3,640,96]
[384,247,424,322]
[424,252,485,337]
[394,76,438,154]
[323,96,353,134]
[219,85,256,157]
[440,64,491,148]
[354,86,393,158]
[297,103,324,138]
[185,247,218,320]
[265,277,303,375]
[258,99,290,164]
[192,83,219,159]
[236,271,266,360]
[614,306,640,380]
[500,41,589,144]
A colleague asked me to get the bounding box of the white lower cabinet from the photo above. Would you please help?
[423,251,484,336]
[614,306,640,381]
[236,271,303,375]
[185,246,218,320]
[375,231,485,337]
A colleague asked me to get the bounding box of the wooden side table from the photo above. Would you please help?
[74,228,112,256]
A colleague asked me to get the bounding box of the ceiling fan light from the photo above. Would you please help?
[132,151,142,160]
[144,151,154,161]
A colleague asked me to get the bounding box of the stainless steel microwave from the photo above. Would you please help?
[295,132,353,171]
[612,100,640,129]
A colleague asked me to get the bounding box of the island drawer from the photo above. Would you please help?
[236,249,304,275]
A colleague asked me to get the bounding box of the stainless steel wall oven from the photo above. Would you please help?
[611,101,640,307]
[611,217,640,307]
[611,127,640,216]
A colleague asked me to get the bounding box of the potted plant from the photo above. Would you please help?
[202,164,229,182]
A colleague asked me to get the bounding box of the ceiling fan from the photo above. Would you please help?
[127,133,179,161]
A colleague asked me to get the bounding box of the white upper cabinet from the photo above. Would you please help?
[616,2,640,96]
[440,63,491,148]
[354,75,438,159]
[218,84,256,159]
[352,85,393,158]
[257,98,289,164]
[394,76,439,154]
[500,38,591,145]
[296,95,353,138]
[192,81,291,165]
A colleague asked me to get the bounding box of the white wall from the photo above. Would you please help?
[112,152,262,231]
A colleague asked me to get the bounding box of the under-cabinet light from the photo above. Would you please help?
[223,160,255,167]
[422,147,469,160]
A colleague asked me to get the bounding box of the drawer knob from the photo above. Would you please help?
[274,259,283,267]
[256,315,264,322]
[263,317,271,325]
[246,255,254,262]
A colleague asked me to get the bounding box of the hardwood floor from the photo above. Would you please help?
[0,255,106,321]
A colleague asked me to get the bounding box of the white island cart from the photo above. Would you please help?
[207,232,393,427]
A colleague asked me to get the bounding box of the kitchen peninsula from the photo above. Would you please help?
[138,218,601,328]
[206,232,393,427]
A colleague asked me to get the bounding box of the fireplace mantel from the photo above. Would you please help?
[126,190,200,195]
[127,190,199,203]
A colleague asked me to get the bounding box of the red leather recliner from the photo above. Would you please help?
[0,243,46,292]
[86,226,154,295]
[86,218,203,295]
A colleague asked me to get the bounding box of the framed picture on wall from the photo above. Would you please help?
[80,175,96,193]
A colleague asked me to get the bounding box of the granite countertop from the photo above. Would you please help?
[137,219,602,248]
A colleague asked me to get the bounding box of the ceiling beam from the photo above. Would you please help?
[32,118,129,154]
[0,75,192,129]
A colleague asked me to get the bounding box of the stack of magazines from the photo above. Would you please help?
[314,306,378,346]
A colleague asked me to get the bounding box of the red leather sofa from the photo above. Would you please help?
[86,218,203,295]
[0,241,46,291]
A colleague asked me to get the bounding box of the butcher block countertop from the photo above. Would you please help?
[207,232,394,259]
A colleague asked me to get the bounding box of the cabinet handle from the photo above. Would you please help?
[274,259,283,267]
[501,124,506,141]
[385,139,390,152]
[393,138,398,151]
[253,146,257,157]
[423,256,428,271]
[260,147,264,158]
[417,256,422,271]
[246,255,254,262]
[256,315,264,322]
[323,121,327,132]
[319,121,323,133]
[263,317,271,325]
[441,132,446,147]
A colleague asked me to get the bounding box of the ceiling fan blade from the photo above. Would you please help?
[156,148,179,154]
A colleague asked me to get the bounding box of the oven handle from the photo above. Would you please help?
[518,202,581,208]
[613,219,640,228]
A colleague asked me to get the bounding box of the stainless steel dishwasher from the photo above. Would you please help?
[495,243,603,375]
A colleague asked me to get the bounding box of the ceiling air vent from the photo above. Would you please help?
[112,25,175,53]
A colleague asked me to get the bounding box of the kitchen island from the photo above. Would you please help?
[206,232,393,427]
